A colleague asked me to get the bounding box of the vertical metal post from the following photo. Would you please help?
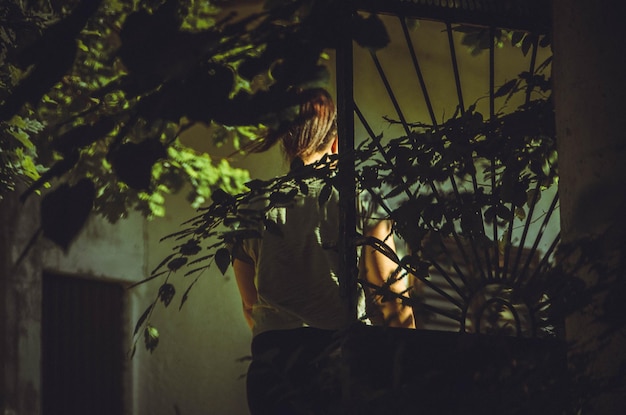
[335,4,357,414]
[336,4,357,323]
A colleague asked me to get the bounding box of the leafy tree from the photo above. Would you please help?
[1,0,352,247]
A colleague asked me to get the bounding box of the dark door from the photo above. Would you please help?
[42,272,125,415]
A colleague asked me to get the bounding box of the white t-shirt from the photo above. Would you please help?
[234,177,379,337]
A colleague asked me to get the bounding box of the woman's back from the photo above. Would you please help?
[240,177,363,336]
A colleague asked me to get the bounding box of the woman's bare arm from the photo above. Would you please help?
[363,220,416,329]
[233,258,258,330]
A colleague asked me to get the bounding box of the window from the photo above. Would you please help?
[42,272,126,415]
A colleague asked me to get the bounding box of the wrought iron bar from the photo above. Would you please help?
[501,209,515,282]
[427,257,469,303]
[513,190,559,287]
[446,21,465,114]
[449,176,489,283]
[465,163,492,285]
[499,32,539,284]
[415,302,463,324]
[446,20,495,282]
[530,237,576,315]
[523,232,561,294]
[336,15,358,322]
[368,50,412,136]
[399,16,438,126]
[510,183,542,281]
[489,25,500,281]
[354,103,412,199]
[447,176,482,283]
[525,36,540,105]
[361,279,464,322]
[520,233,561,337]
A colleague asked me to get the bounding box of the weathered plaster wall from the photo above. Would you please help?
[1,187,44,415]
[554,0,626,412]
[132,127,285,415]
[0,184,146,415]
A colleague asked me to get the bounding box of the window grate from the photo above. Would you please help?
[42,272,125,415]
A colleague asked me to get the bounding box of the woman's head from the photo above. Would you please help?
[248,88,337,162]
[280,88,337,161]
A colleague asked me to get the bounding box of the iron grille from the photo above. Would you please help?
[337,1,560,338]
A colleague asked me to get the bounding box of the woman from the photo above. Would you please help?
[232,88,414,414]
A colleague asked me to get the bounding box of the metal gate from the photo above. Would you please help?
[336,0,561,338]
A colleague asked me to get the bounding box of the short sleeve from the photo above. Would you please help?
[230,239,255,265]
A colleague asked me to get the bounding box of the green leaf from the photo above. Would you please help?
[158,283,175,307]
[151,253,176,275]
[40,178,95,251]
[290,157,305,172]
[167,257,188,271]
[318,183,332,206]
[496,204,513,221]
[521,35,534,56]
[211,188,231,204]
[352,13,390,50]
[511,31,525,46]
[215,247,231,275]
[127,271,168,289]
[269,188,298,205]
[179,239,201,256]
[8,128,35,149]
[245,179,267,190]
[484,206,496,223]
[134,304,154,336]
[539,33,551,48]
[179,277,200,310]
[183,265,210,277]
[144,324,159,353]
[109,139,167,191]
[52,117,115,155]
[494,79,517,98]
[298,181,309,196]
[263,218,283,237]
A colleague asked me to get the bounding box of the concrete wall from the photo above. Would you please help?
[0,184,146,415]
[1,187,45,415]
[133,145,285,415]
[554,0,626,412]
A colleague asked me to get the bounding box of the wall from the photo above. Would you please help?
[0,183,145,415]
[0,147,283,415]
[133,141,284,415]
[554,0,626,412]
[1,187,44,415]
